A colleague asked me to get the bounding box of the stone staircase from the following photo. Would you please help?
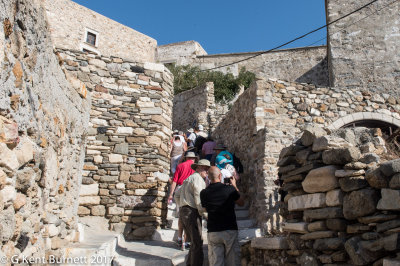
[64,203,261,265]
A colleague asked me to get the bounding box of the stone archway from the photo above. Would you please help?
[327,112,400,134]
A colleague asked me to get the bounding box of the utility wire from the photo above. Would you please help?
[304,0,399,48]
[197,0,386,72]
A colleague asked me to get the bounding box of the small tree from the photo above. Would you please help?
[167,64,256,103]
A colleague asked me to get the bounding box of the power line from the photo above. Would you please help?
[304,0,399,48]
[196,0,387,72]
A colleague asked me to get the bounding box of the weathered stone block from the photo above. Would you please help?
[108,206,124,216]
[0,206,15,242]
[358,214,398,224]
[79,184,99,196]
[288,193,326,211]
[313,238,344,251]
[78,206,90,215]
[308,221,327,232]
[380,159,400,177]
[376,219,400,233]
[326,189,343,206]
[118,195,157,208]
[282,222,308,234]
[91,205,106,216]
[114,143,129,155]
[116,127,133,135]
[366,167,389,188]
[343,189,379,220]
[108,154,123,163]
[335,169,365,178]
[389,173,400,189]
[300,230,335,240]
[0,143,19,171]
[322,147,361,165]
[302,166,339,193]
[345,236,384,265]
[304,207,343,221]
[14,137,34,167]
[79,196,101,206]
[347,224,371,234]
[13,193,26,210]
[312,135,352,152]
[326,219,347,231]
[251,237,289,250]
[301,126,327,146]
[338,176,368,192]
[377,189,400,211]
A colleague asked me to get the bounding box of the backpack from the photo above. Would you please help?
[194,135,206,154]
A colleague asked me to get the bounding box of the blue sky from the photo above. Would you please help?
[73,0,327,55]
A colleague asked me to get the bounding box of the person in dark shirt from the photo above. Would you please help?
[200,166,244,266]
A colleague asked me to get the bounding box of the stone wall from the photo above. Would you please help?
[0,0,90,261]
[172,82,230,134]
[188,46,329,87]
[157,40,207,65]
[44,0,157,62]
[242,127,400,265]
[327,0,400,95]
[56,48,174,240]
[212,77,400,234]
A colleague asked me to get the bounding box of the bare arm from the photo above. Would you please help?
[168,181,178,203]
[231,177,245,206]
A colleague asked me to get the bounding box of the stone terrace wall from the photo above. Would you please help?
[173,82,228,133]
[243,127,400,265]
[327,0,400,95]
[44,0,157,62]
[0,0,90,260]
[56,48,174,240]
[193,46,329,86]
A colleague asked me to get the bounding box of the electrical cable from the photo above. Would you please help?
[303,0,399,49]
[196,0,394,72]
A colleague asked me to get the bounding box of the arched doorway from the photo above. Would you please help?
[328,112,400,152]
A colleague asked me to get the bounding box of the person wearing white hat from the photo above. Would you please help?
[187,128,196,148]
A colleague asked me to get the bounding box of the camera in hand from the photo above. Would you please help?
[224,177,231,184]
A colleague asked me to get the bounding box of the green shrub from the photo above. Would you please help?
[166,64,256,103]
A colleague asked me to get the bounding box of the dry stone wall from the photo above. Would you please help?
[56,48,174,240]
[212,78,400,235]
[0,0,90,261]
[242,127,400,265]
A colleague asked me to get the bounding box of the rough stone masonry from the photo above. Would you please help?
[242,126,400,266]
[0,0,90,261]
[56,48,174,240]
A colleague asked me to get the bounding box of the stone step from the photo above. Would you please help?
[113,240,185,266]
[152,229,209,243]
[153,226,261,244]
[65,228,120,266]
[237,219,255,229]
[235,209,249,219]
[238,228,262,242]
[113,238,209,266]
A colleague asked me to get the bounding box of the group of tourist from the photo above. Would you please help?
[168,126,244,266]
